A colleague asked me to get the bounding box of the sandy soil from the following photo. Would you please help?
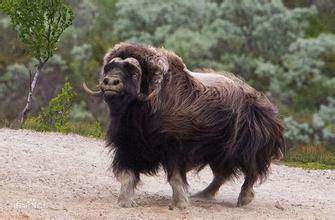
[0,129,334,220]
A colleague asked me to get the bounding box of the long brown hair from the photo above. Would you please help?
[102,42,285,183]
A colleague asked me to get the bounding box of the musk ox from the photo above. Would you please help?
[83,42,285,209]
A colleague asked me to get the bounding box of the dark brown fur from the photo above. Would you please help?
[101,42,285,206]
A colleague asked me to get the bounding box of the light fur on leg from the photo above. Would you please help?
[168,172,189,209]
[117,170,138,208]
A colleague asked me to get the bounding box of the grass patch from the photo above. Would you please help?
[284,145,335,169]
[65,121,104,139]
[285,161,335,170]
[24,119,104,139]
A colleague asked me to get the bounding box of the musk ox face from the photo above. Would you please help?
[83,57,145,103]
[101,57,142,101]
[83,43,170,107]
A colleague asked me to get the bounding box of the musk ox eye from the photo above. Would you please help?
[125,71,138,81]
[122,67,138,80]
[103,63,114,73]
[124,62,140,72]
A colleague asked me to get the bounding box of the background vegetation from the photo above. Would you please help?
[0,0,334,167]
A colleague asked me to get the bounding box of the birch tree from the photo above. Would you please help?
[0,0,73,126]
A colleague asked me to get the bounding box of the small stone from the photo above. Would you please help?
[275,201,284,211]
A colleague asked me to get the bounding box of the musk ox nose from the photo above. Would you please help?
[103,77,120,86]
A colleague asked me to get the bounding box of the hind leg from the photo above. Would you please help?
[192,165,227,201]
[237,175,257,207]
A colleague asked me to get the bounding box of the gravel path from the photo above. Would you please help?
[0,129,334,219]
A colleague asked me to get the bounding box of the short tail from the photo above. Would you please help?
[235,95,285,181]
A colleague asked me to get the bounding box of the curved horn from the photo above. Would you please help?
[82,82,102,96]
[145,57,169,100]
[138,60,169,101]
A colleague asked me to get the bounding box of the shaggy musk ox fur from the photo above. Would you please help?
[83,42,285,209]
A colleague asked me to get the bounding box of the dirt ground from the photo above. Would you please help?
[0,129,334,219]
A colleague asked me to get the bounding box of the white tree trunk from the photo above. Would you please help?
[20,64,43,127]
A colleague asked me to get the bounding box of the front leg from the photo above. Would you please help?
[117,170,139,208]
[168,170,189,209]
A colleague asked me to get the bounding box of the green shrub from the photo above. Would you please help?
[25,117,50,132]
[283,116,313,146]
[24,81,76,132]
[69,101,94,121]
[284,97,335,149]
[24,81,105,138]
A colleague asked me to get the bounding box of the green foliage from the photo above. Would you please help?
[0,15,30,72]
[114,0,218,45]
[24,116,50,132]
[304,0,335,37]
[69,101,94,121]
[0,63,29,121]
[114,0,219,69]
[114,0,316,71]
[284,117,313,146]
[0,0,74,62]
[0,63,29,94]
[284,97,335,147]
[25,82,76,132]
[40,81,76,131]
[312,97,335,145]
[24,82,104,138]
[69,43,99,85]
[75,0,98,31]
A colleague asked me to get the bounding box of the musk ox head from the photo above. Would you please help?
[83,43,170,104]
[83,57,144,102]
